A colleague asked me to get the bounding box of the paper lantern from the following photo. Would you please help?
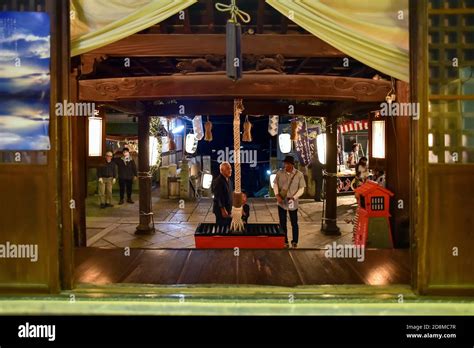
[372,121,385,158]
[185,133,198,154]
[202,172,213,190]
[193,115,204,140]
[149,136,158,166]
[316,134,326,165]
[88,116,102,157]
[279,133,292,154]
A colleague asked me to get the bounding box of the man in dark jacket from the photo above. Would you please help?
[212,162,233,226]
[97,151,117,208]
[114,148,137,204]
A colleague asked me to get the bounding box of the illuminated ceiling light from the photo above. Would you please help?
[278,133,292,154]
[88,116,102,157]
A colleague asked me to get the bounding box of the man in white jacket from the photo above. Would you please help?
[273,155,306,248]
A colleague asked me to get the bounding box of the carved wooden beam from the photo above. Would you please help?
[102,101,145,115]
[147,100,329,116]
[79,74,391,102]
[86,34,345,58]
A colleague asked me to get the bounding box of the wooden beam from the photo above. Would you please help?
[257,0,265,34]
[79,74,391,102]
[103,101,145,114]
[293,57,310,74]
[86,34,345,58]
[182,8,191,34]
[147,100,329,116]
[280,15,289,34]
[205,0,215,33]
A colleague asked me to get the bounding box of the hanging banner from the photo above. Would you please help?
[338,120,369,133]
[0,12,51,150]
[294,121,312,166]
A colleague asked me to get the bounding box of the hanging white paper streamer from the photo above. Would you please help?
[192,115,204,140]
[268,115,279,136]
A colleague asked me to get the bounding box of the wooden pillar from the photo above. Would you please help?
[385,81,411,247]
[322,114,341,235]
[70,69,87,247]
[136,114,156,235]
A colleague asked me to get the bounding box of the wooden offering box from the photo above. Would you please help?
[195,223,285,249]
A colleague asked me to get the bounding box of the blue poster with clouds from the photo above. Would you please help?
[0,12,50,150]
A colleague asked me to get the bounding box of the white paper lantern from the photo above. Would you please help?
[149,136,158,166]
[316,133,326,165]
[372,121,385,158]
[88,116,102,157]
[202,172,213,189]
[278,133,291,154]
[185,133,198,154]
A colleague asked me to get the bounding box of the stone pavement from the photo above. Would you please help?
[86,191,358,249]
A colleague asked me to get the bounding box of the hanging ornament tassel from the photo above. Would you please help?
[168,133,176,151]
[242,115,252,142]
[230,98,245,232]
[204,116,213,141]
[268,115,279,136]
[168,119,176,151]
[216,0,250,81]
[291,119,301,141]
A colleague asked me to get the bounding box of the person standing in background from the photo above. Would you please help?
[346,143,360,168]
[97,151,117,209]
[273,155,306,248]
[114,148,137,204]
[212,162,233,225]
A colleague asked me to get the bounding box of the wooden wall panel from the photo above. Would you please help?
[0,0,69,293]
[427,166,474,288]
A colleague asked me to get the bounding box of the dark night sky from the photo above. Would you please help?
[195,115,279,196]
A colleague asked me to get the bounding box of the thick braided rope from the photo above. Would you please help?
[233,99,243,193]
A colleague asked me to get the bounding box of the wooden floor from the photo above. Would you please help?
[74,248,411,286]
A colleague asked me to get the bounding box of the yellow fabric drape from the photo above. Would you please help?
[266,0,409,81]
[71,0,197,56]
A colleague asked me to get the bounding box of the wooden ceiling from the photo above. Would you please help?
[77,0,388,80]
